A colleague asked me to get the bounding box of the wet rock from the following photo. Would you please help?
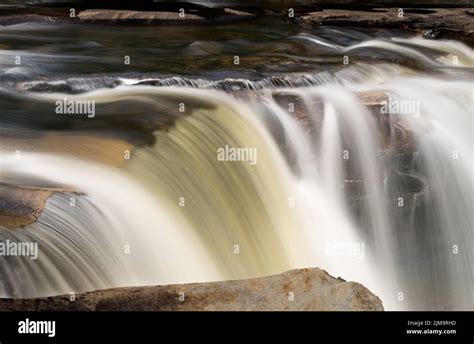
[77,9,206,23]
[0,14,59,26]
[221,8,256,20]
[272,92,315,129]
[298,8,474,45]
[356,91,388,107]
[0,184,60,229]
[0,268,384,311]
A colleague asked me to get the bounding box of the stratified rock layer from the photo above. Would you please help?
[0,268,384,311]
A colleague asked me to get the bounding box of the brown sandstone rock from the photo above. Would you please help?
[0,268,384,311]
[0,184,56,229]
[77,9,206,23]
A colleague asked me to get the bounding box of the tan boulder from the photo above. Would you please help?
[0,268,383,311]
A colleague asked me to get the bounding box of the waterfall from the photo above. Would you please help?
[0,151,224,298]
[0,37,472,310]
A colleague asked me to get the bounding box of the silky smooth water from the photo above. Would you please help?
[0,27,472,310]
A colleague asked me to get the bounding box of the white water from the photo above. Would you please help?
[0,37,472,310]
[0,153,222,297]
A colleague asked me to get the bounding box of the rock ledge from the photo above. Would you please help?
[0,268,383,311]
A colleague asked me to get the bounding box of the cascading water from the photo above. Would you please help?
[0,28,472,310]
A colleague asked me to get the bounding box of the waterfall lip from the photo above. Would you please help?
[12,73,331,94]
[343,38,474,69]
[391,37,474,67]
[343,39,441,68]
[8,63,422,95]
[6,40,471,95]
[286,35,474,70]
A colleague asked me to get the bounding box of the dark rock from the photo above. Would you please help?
[0,14,60,26]
[298,8,474,46]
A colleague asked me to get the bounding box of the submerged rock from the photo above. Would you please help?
[0,268,384,311]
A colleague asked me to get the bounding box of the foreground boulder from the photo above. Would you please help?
[0,268,383,311]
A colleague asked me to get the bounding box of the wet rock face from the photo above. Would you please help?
[0,4,256,26]
[77,9,207,23]
[0,184,56,229]
[1,4,472,44]
[298,8,474,45]
[0,268,384,311]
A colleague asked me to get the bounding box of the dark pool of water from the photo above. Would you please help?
[0,19,413,82]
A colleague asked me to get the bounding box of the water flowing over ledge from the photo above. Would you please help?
[0,7,473,312]
[1,76,472,310]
